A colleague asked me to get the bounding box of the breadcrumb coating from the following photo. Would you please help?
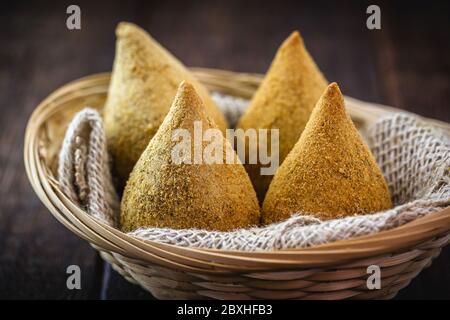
[121,81,260,232]
[262,83,392,224]
[237,31,328,202]
[104,22,227,188]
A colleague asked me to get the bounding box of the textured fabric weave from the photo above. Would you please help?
[57,95,450,251]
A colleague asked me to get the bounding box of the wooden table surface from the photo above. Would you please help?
[1,0,449,299]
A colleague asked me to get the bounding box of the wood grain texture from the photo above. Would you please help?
[0,0,449,299]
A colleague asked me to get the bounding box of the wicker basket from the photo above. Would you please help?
[24,68,450,300]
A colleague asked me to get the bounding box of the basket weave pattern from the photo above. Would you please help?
[58,107,450,253]
[95,235,450,299]
[24,70,450,299]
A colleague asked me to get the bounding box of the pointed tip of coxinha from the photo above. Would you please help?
[284,30,302,45]
[178,80,193,97]
[315,82,347,118]
[115,22,158,49]
[116,21,141,36]
[121,81,260,232]
[176,80,202,112]
[278,30,307,58]
[178,79,190,90]
[173,80,201,114]
[104,22,227,189]
[236,30,328,203]
[262,82,392,224]
[323,82,343,102]
[161,80,215,131]
[325,82,341,96]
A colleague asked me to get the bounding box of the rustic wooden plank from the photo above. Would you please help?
[379,0,450,299]
[0,0,130,299]
[375,0,450,122]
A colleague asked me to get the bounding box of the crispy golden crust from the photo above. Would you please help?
[237,31,328,202]
[121,82,260,232]
[104,22,227,188]
[262,83,392,224]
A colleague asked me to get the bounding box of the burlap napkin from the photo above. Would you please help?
[58,94,450,251]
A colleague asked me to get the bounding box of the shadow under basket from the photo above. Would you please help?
[25,68,450,300]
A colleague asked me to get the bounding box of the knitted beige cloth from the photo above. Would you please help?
[58,94,450,251]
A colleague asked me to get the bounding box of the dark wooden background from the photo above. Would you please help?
[1,0,449,299]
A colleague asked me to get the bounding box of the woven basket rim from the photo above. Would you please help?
[24,69,450,272]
